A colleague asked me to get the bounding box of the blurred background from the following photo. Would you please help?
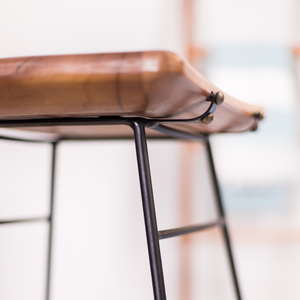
[0,0,299,299]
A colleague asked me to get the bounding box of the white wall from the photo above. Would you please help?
[0,0,299,300]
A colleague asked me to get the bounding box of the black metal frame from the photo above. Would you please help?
[0,96,242,300]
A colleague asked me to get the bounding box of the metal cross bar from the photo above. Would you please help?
[0,216,49,225]
[0,135,57,143]
[153,125,208,142]
[158,218,225,240]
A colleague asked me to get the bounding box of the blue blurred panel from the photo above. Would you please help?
[208,44,292,68]
[206,44,297,214]
[222,184,289,213]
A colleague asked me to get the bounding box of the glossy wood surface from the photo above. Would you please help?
[0,51,263,138]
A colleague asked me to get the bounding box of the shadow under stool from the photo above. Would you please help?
[0,51,264,300]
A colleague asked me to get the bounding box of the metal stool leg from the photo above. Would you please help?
[206,138,242,300]
[132,121,167,300]
[46,141,58,300]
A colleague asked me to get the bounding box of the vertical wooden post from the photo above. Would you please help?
[182,0,194,63]
[179,1,206,299]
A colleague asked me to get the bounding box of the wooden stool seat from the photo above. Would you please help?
[0,50,264,300]
[0,51,263,138]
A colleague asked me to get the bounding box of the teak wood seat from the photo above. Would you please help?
[0,51,264,300]
[0,51,263,138]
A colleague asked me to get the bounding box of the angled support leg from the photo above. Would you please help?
[46,141,58,300]
[205,138,242,300]
[132,121,167,300]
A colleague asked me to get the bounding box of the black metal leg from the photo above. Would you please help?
[46,141,58,300]
[206,138,242,300]
[132,121,167,300]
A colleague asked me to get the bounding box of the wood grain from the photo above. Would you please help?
[0,51,264,138]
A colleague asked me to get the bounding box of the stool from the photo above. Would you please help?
[0,51,264,300]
